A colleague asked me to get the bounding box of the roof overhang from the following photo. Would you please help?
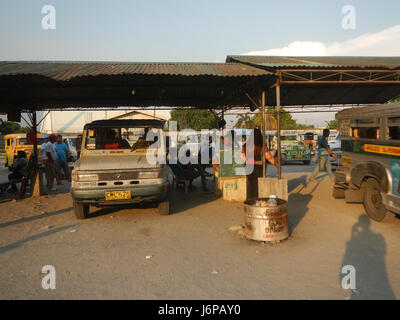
[0,61,274,113]
[226,56,400,106]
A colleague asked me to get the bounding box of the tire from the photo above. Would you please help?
[73,201,90,219]
[303,160,311,165]
[363,178,387,222]
[158,199,171,215]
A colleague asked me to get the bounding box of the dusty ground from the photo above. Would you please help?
[0,164,399,299]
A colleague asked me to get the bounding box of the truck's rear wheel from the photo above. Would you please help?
[73,201,90,219]
[363,178,387,222]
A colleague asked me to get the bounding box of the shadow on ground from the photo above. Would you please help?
[340,214,396,300]
[0,224,77,254]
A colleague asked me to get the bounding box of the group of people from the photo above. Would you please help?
[42,134,71,191]
[169,124,336,199]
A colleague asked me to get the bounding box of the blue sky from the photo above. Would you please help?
[1,0,400,61]
[1,1,400,126]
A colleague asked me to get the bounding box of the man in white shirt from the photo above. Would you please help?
[44,134,58,191]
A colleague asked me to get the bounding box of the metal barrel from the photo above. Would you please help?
[244,198,288,242]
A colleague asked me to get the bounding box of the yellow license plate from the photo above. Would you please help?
[105,190,131,200]
[296,154,303,159]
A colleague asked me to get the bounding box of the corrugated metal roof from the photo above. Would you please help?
[0,61,272,81]
[336,102,400,120]
[226,56,400,70]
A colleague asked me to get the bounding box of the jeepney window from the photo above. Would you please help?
[388,117,400,140]
[350,118,380,139]
[351,127,379,139]
[6,139,10,147]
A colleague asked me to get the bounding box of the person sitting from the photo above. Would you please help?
[169,150,209,192]
[7,150,28,193]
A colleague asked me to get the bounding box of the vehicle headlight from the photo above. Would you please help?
[73,173,99,182]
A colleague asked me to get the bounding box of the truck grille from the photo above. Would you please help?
[98,171,140,181]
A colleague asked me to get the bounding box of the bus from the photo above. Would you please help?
[4,133,45,168]
[333,102,400,221]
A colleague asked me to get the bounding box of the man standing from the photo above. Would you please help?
[44,134,57,191]
[308,129,337,183]
[54,134,70,185]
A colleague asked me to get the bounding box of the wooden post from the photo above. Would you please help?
[261,91,266,178]
[31,110,44,197]
[276,83,282,179]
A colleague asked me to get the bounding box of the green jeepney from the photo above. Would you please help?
[280,133,311,165]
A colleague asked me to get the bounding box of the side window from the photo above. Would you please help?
[5,139,10,147]
[350,118,380,139]
[388,117,400,140]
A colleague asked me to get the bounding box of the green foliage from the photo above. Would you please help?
[236,109,314,130]
[325,119,339,130]
[0,120,30,135]
[170,108,220,130]
[391,94,400,102]
[234,113,255,129]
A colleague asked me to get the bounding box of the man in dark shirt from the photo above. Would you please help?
[308,128,337,183]
[7,151,28,193]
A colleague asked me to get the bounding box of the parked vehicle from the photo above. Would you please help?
[70,119,170,219]
[333,103,400,221]
[63,136,78,162]
[280,133,311,165]
[328,134,342,166]
[4,133,45,168]
[300,131,318,155]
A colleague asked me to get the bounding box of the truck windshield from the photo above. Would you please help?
[85,127,162,150]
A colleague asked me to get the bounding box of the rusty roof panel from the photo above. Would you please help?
[0,61,272,81]
[226,56,400,70]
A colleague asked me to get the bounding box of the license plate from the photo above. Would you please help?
[105,190,131,200]
[296,154,303,159]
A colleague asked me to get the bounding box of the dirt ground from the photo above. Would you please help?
[0,164,399,300]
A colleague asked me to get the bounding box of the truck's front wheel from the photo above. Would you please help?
[363,178,387,222]
[73,201,90,219]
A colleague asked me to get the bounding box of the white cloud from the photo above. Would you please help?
[243,24,400,56]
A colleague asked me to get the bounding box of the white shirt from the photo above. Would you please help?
[41,142,48,160]
[43,142,57,161]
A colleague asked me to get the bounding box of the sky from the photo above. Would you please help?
[1,0,400,127]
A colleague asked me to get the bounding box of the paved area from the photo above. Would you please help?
[0,163,399,299]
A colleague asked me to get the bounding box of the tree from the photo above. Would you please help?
[0,120,30,135]
[391,94,400,102]
[325,119,339,130]
[170,108,220,131]
[234,113,255,129]
[252,110,277,130]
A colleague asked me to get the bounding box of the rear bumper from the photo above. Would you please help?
[71,182,169,205]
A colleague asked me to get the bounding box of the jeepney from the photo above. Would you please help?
[4,133,45,168]
[280,133,311,165]
[333,103,400,221]
[299,131,318,155]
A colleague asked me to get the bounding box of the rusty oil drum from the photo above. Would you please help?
[244,198,288,242]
